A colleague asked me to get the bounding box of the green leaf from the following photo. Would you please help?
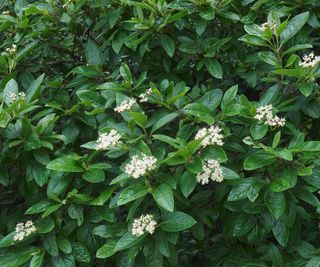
[302,167,320,189]
[268,244,283,267]
[227,177,264,201]
[233,214,253,236]
[57,237,72,254]
[37,217,55,234]
[117,184,148,206]
[306,258,320,267]
[119,63,132,83]
[30,250,45,267]
[179,171,197,198]
[72,243,91,263]
[264,188,286,218]
[51,254,75,267]
[42,203,63,218]
[186,156,203,174]
[272,68,302,77]
[0,109,11,128]
[250,124,268,140]
[205,58,222,79]
[85,40,102,65]
[293,186,320,208]
[272,220,289,247]
[160,35,175,57]
[0,232,15,248]
[280,12,309,45]
[282,44,313,55]
[0,247,37,267]
[221,85,238,111]
[270,167,297,192]
[152,134,180,149]
[199,6,215,20]
[221,167,240,180]
[114,232,144,252]
[130,112,147,126]
[43,231,58,256]
[96,240,117,258]
[82,168,105,183]
[272,132,281,148]
[26,73,44,102]
[182,103,214,124]
[160,211,196,232]
[239,34,268,46]
[244,150,277,170]
[33,164,50,187]
[203,146,228,163]
[150,112,179,134]
[151,183,174,212]
[3,79,18,106]
[258,51,279,66]
[25,200,51,215]
[298,82,314,97]
[47,157,84,173]
[47,174,71,200]
[197,89,223,111]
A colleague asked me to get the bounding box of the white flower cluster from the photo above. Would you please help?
[13,220,36,241]
[259,21,276,32]
[254,104,285,127]
[125,153,157,179]
[139,88,153,102]
[6,44,17,54]
[131,214,157,237]
[63,0,72,8]
[299,52,320,68]
[196,159,224,185]
[195,125,224,147]
[96,129,121,150]
[10,92,26,102]
[2,11,10,15]
[114,98,137,113]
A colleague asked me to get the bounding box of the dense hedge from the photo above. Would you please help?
[1,0,320,266]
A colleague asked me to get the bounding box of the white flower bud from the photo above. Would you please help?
[114,98,137,113]
[96,130,121,150]
[195,125,224,147]
[131,214,157,237]
[125,154,157,179]
[13,220,36,241]
[196,159,224,185]
[254,104,285,127]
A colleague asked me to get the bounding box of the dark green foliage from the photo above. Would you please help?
[1,0,320,266]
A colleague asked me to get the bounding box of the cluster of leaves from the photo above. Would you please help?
[1,0,320,266]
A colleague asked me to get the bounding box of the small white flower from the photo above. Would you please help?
[125,153,157,179]
[9,91,25,102]
[139,88,153,102]
[259,21,276,32]
[132,214,157,237]
[96,129,121,150]
[299,52,320,68]
[265,115,286,127]
[18,92,26,100]
[62,0,72,8]
[254,104,285,127]
[10,93,17,102]
[196,159,224,185]
[114,98,137,113]
[2,11,10,15]
[195,125,224,147]
[13,221,36,241]
[5,44,17,54]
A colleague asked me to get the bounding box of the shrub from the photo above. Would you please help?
[1,0,320,266]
